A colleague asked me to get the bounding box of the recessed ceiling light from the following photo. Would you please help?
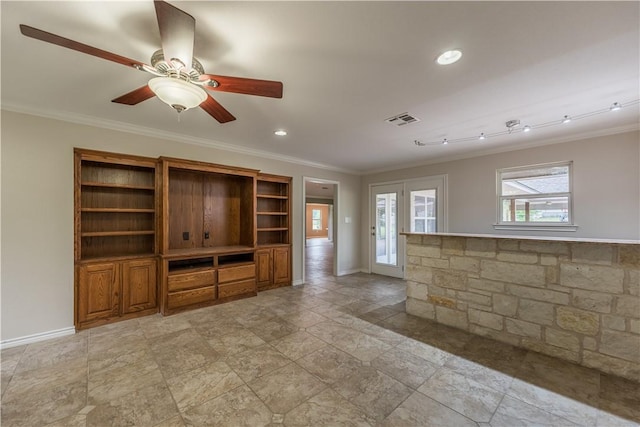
[274,130,287,136]
[436,49,462,65]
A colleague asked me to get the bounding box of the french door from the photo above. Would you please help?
[371,183,404,278]
[370,176,446,279]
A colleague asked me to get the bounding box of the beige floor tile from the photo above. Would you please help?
[225,344,292,382]
[332,366,413,422]
[307,321,392,362]
[284,388,374,426]
[271,330,327,360]
[490,394,579,426]
[182,384,272,426]
[296,346,364,385]
[248,317,300,342]
[380,390,477,427]
[87,382,179,427]
[88,354,163,405]
[371,347,438,389]
[166,360,244,411]
[149,328,220,379]
[207,328,266,357]
[507,378,600,426]
[1,379,87,427]
[418,367,503,423]
[3,272,639,426]
[395,338,454,367]
[14,333,88,373]
[138,313,192,339]
[248,363,327,413]
[598,374,640,423]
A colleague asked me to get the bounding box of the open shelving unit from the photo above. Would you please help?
[256,173,292,290]
[74,149,159,330]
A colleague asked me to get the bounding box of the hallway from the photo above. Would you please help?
[305,238,334,280]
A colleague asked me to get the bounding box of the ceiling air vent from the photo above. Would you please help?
[385,112,420,127]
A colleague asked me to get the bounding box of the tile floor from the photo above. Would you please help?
[2,273,639,426]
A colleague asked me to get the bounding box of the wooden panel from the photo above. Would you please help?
[218,279,256,298]
[81,161,155,188]
[81,235,155,259]
[273,246,291,285]
[256,249,272,288]
[77,262,119,323]
[203,175,239,247]
[81,187,155,210]
[168,169,203,249]
[168,269,216,292]
[167,286,216,309]
[122,258,157,313]
[218,264,255,284]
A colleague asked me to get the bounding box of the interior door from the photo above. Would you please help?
[371,183,404,278]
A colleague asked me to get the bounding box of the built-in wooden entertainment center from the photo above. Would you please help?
[74,148,291,330]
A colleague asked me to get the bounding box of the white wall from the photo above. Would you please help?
[0,110,361,341]
[361,131,640,270]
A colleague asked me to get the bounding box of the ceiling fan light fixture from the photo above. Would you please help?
[274,130,287,136]
[148,77,207,113]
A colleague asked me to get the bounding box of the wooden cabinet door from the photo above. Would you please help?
[77,262,119,323]
[256,249,272,288]
[122,258,157,313]
[273,246,291,285]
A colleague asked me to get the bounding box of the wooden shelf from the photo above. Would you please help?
[81,208,155,213]
[81,181,155,191]
[257,227,289,232]
[257,194,288,199]
[81,230,155,237]
[257,211,288,216]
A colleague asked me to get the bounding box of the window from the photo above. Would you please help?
[495,161,577,231]
[312,209,322,230]
[410,189,436,233]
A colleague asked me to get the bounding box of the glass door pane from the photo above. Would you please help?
[376,192,397,266]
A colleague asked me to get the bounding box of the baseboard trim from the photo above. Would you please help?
[337,268,362,276]
[0,326,76,349]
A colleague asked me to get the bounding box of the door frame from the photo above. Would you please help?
[302,176,340,282]
[367,174,448,277]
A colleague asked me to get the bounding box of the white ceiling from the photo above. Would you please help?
[2,1,638,173]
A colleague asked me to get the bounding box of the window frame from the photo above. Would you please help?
[494,161,578,232]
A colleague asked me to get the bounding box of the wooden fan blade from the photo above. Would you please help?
[111,85,155,105]
[19,25,145,68]
[200,95,236,123]
[154,0,195,71]
[200,74,284,98]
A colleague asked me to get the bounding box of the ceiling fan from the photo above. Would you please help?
[19,0,283,123]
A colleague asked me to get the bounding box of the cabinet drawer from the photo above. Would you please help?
[168,286,216,309]
[218,279,256,298]
[218,264,255,284]
[168,269,216,292]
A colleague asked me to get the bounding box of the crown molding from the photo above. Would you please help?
[362,123,639,175]
[1,103,358,175]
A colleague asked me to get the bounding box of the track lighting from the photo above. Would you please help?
[416,99,638,148]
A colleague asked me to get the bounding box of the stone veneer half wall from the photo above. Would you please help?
[403,233,640,381]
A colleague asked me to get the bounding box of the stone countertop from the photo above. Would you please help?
[400,232,640,245]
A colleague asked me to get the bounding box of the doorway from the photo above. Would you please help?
[303,178,338,281]
[369,175,447,279]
